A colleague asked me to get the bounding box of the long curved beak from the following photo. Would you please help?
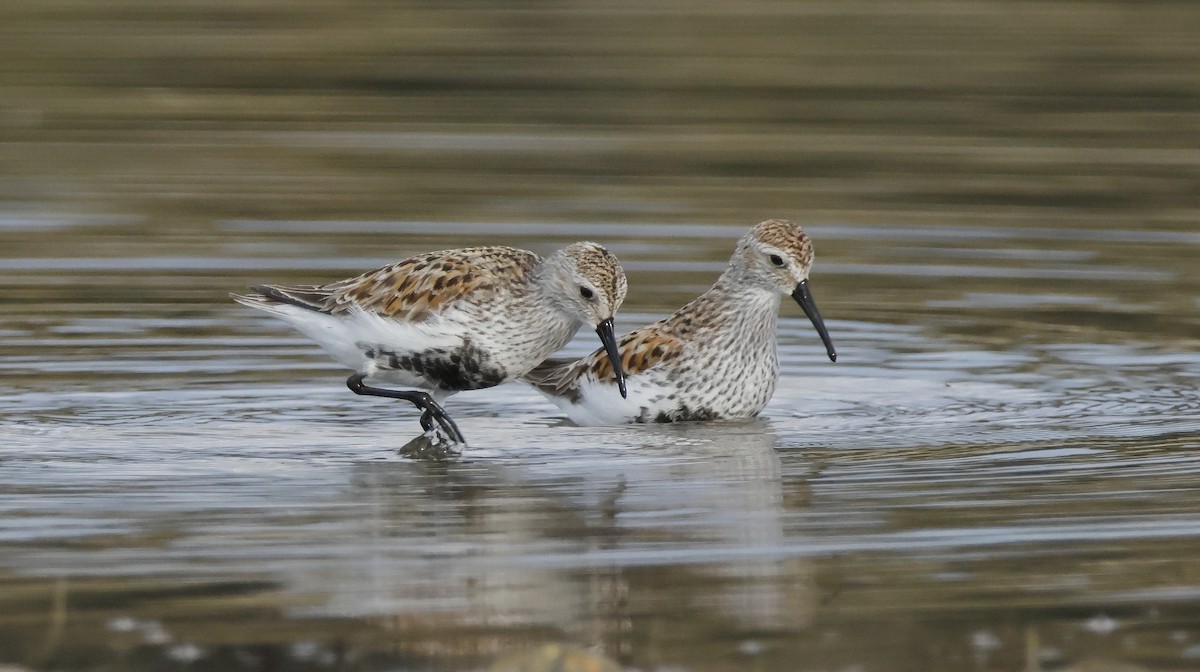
[791,280,837,362]
[595,318,628,398]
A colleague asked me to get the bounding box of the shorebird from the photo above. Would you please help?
[233,243,628,445]
[525,219,836,425]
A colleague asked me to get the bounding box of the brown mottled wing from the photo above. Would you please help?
[597,323,685,380]
[253,247,540,321]
[527,322,685,396]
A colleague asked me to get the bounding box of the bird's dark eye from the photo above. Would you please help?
[579,286,595,300]
[769,254,785,267]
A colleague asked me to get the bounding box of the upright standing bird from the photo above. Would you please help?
[525,219,836,425]
[233,243,628,444]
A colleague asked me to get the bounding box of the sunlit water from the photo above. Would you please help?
[4,1,1200,670]
[2,214,1198,672]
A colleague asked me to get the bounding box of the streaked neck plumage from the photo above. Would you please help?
[505,254,585,361]
[692,266,784,355]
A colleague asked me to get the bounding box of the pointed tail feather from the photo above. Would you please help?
[523,357,583,399]
[231,284,339,314]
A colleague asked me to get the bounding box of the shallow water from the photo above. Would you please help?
[3,2,1200,671]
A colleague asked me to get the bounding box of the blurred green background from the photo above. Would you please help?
[3,0,1198,344]
[2,0,1197,229]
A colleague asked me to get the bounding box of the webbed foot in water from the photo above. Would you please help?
[398,429,464,460]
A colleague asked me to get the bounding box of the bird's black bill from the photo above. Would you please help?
[595,318,628,398]
[791,280,837,362]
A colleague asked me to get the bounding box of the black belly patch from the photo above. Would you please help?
[636,404,720,424]
[362,341,507,391]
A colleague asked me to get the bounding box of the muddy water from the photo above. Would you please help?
[2,2,1200,671]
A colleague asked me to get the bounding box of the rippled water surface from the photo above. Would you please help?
[3,2,1200,671]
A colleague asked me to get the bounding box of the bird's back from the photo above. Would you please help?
[526,286,785,424]
[233,246,541,319]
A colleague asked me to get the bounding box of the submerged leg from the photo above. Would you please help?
[345,373,465,444]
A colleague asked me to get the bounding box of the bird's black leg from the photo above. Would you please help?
[346,374,466,444]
